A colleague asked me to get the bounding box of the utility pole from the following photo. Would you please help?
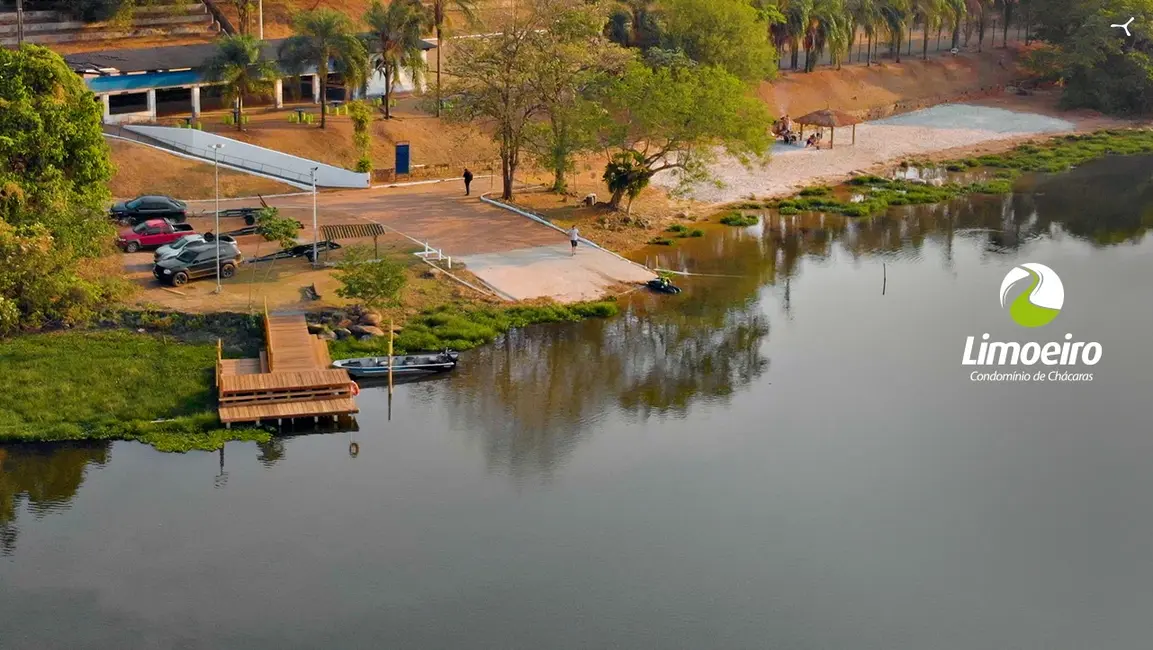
[311,167,319,267]
[16,0,25,45]
[211,144,226,294]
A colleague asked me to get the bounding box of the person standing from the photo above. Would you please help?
[568,226,579,256]
[463,168,474,196]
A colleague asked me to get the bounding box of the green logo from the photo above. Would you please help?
[999,263,1064,328]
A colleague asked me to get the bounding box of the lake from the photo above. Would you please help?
[3,155,1152,650]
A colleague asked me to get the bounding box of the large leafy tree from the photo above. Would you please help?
[524,1,632,193]
[365,0,433,119]
[599,59,771,209]
[204,34,280,131]
[1025,0,1153,114]
[0,45,113,255]
[428,0,478,117]
[655,0,778,82]
[278,9,370,129]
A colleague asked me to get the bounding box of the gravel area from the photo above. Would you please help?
[655,104,1078,204]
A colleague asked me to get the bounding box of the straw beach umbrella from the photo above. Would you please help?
[795,108,862,148]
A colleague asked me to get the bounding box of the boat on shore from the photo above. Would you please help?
[332,350,460,378]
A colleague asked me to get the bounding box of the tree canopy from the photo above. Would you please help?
[204,34,280,129]
[599,58,771,206]
[278,9,370,128]
[655,0,779,82]
[1025,0,1153,114]
[0,46,124,335]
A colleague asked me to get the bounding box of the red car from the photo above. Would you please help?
[117,219,197,253]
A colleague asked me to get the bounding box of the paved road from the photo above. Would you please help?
[261,182,654,302]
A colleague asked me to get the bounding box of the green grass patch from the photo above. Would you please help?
[799,185,831,196]
[666,224,689,234]
[329,300,620,359]
[685,228,705,237]
[943,128,1153,174]
[648,237,675,245]
[719,212,760,226]
[0,331,268,450]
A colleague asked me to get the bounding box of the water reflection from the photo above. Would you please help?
[0,442,110,555]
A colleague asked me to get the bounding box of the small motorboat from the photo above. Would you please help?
[332,350,459,378]
[646,277,682,294]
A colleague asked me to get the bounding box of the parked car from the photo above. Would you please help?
[110,195,188,225]
[153,240,243,286]
[117,219,197,253]
[154,233,206,262]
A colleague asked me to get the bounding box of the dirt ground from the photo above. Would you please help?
[121,211,500,315]
[108,139,296,200]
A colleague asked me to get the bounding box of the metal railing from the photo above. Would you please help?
[118,125,314,184]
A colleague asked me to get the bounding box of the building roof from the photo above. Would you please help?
[64,37,435,75]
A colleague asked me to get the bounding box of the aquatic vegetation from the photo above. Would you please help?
[685,229,705,237]
[648,237,675,245]
[666,224,689,233]
[799,185,832,196]
[719,212,760,226]
[0,331,268,450]
[329,300,621,358]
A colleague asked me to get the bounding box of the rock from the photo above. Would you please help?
[360,312,383,326]
[318,331,336,341]
[306,322,326,334]
[337,319,354,329]
[421,267,442,279]
[334,327,352,340]
[350,324,385,338]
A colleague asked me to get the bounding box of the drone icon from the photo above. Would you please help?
[1112,17,1135,36]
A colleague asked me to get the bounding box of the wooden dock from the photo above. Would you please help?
[216,306,358,426]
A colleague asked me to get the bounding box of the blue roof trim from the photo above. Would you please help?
[87,69,205,93]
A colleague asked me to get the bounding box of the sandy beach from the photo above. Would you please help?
[654,101,1115,205]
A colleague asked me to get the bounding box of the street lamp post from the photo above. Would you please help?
[15,0,24,45]
[311,167,319,267]
[211,144,226,293]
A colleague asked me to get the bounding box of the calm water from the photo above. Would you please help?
[4,156,1153,649]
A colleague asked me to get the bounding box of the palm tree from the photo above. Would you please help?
[428,0,478,117]
[848,0,881,65]
[880,0,909,62]
[785,0,814,70]
[911,0,942,59]
[204,34,279,131]
[278,9,370,129]
[945,0,966,48]
[804,0,849,72]
[365,0,434,119]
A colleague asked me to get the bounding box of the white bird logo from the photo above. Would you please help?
[1112,17,1135,36]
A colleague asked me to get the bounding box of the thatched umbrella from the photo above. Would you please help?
[794,108,862,149]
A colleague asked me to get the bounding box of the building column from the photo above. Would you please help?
[146,88,157,120]
[190,85,201,118]
[311,75,321,104]
[274,78,284,108]
[100,94,111,123]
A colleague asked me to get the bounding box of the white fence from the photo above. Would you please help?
[123,125,371,188]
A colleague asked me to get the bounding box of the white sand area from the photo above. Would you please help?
[654,104,1078,204]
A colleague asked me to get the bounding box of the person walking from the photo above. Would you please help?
[463,168,474,196]
[568,225,579,256]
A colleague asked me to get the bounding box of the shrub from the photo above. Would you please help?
[719,212,759,226]
[355,157,373,173]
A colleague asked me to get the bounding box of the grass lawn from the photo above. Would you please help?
[0,330,267,451]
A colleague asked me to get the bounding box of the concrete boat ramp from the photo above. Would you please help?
[262,183,655,302]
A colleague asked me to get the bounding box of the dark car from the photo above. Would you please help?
[110,195,188,225]
[153,239,243,287]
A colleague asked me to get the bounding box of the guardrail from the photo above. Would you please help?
[116,124,313,185]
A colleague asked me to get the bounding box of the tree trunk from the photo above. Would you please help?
[923,25,930,59]
[867,32,872,66]
[790,42,800,70]
[978,15,985,53]
[236,96,244,131]
[609,186,627,209]
[319,65,328,129]
[907,23,913,57]
[435,24,443,118]
[384,67,393,120]
[952,22,960,48]
[895,30,902,63]
[501,155,513,200]
[1002,5,1010,46]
